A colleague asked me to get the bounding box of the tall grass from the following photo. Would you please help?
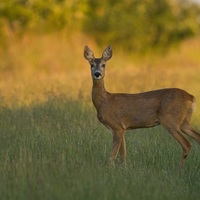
[0,98,200,200]
[0,32,200,199]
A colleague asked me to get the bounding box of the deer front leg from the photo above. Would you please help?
[109,130,125,167]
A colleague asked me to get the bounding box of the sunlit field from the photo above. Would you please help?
[0,32,200,199]
[0,32,200,109]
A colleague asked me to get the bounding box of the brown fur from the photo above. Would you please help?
[84,45,200,167]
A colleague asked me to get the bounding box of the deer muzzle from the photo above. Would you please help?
[93,71,102,79]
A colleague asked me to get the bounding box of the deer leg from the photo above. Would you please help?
[165,126,192,168]
[170,130,192,168]
[109,130,124,167]
[181,122,200,144]
[119,134,127,166]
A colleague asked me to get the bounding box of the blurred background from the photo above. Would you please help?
[0,0,200,110]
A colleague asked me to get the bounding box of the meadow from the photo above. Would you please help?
[0,32,200,199]
[0,98,200,200]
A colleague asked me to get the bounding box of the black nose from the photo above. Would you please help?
[94,72,101,78]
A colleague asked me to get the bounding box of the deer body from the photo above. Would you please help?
[93,86,194,130]
[84,45,200,167]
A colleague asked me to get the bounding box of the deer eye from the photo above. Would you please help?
[102,64,105,68]
[91,64,95,68]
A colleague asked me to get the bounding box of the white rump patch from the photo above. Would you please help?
[192,97,196,112]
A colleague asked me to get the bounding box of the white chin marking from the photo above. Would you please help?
[94,76,102,80]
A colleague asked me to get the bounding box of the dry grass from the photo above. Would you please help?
[0,31,200,122]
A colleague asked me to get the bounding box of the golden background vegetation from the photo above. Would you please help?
[0,0,200,123]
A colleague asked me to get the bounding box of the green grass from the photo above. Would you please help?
[0,98,200,200]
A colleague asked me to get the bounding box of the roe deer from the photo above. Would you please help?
[84,45,200,168]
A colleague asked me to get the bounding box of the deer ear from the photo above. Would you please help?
[102,45,112,62]
[84,46,95,63]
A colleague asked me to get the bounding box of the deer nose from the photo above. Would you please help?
[94,72,101,78]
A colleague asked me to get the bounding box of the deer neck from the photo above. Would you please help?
[92,78,108,110]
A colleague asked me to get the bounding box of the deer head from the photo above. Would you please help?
[84,45,112,80]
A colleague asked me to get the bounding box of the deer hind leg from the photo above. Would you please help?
[161,119,192,168]
[109,129,125,167]
[119,134,127,166]
[167,127,192,168]
[181,121,200,144]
